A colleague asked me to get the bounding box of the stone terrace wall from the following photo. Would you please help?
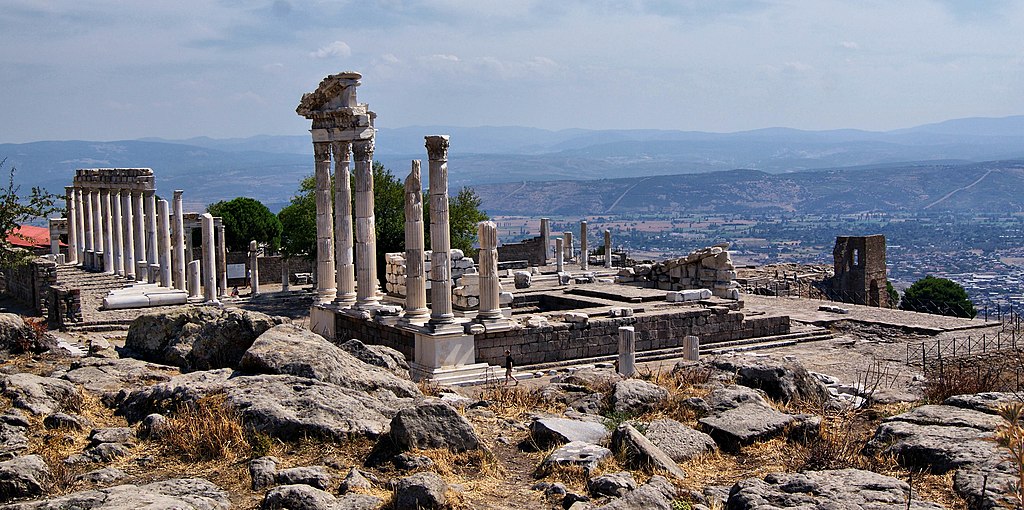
[2,257,58,316]
[476,309,788,367]
[497,236,545,267]
[333,312,415,360]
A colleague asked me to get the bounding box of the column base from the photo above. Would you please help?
[315,288,338,304]
[409,362,500,386]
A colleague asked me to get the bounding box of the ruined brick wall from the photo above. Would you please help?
[497,236,545,267]
[2,257,57,316]
[832,235,888,307]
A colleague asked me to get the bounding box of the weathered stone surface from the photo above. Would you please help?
[124,305,285,372]
[727,469,944,509]
[588,472,637,498]
[139,413,170,440]
[643,418,717,462]
[90,427,135,446]
[953,461,1018,510]
[240,324,419,399]
[0,455,49,503]
[713,357,829,404]
[393,471,447,510]
[75,467,127,484]
[1,373,80,416]
[595,475,677,510]
[944,392,1021,415]
[529,416,610,448]
[332,493,383,510]
[610,379,668,415]
[0,423,29,460]
[883,404,1002,431]
[338,467,372,494]
[260,484,335,510]
[698,386,797,452]
[44,412,90,431]
[61,357,177,399]
[250,457,278,490]
[389,400,480,452]
[339,338,409,377]
[561,368,620,392]
[0,314,35,353]
[540,441,612,476]
[9,478,230,510]
[274,466,331,490]
[706,385,770,412]
[611,424,686,479]
[866,419,1001,473]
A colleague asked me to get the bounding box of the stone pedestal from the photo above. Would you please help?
[332,142,356,307]
[618,326,636,377]
[683,335,700,361]
[147,264,160,284]
[201,213,219,304]
[604,229,612,268]
[136,260,148,282]
[409,331,489,384]
[426,135,454,330]
[556,238,564,273]
[172,191,186,291]
[309,304,337,342]
[48,218,60,256]
[403,160,429,321]
[540,217,550,265]
[157,199,172,287]
[249,240,260,296]
[580,221,589,270]
[353,139,380,309]
[111,191,123,276]
[187,260,201,298]
[121,192,136,280]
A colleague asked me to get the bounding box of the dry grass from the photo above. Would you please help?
[161,394,251,462]
[417,379,443,397]
[923,355,1024,402]
[478,384,560,420]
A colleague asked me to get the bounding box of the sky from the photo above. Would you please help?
[2,0,1023,143]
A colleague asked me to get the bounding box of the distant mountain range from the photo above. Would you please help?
[3,115,1024,213]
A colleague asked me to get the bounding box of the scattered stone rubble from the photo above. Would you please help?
[384,248,476,298]
[616,244,741,299]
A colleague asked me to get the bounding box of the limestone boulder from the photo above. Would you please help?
[594,475,677,510]
[1,373,81,416]
[240,324,419,399]
[540,442,612,476]
[713,357,829,404]
[611,424,686,479]
[8,478,230,510]
[698,386,799,452]
[944,392,1021,415]
[393,471,447,510]
[339,338,410,377]
[124,305,286,372]
[0,422,29,460]
[0,455,49,503]
[954,461,1019,510]
[259,484,382,510]
[61,357,177,402]
[882,404,1002,431]
[865,419,1001,473]
[529,416,610,448]
[643,418,717,462]
[0,314,35,353]
[610,379,668,415]
[588,472,637,498]
[727,469,944,509]
[389,400,480,452]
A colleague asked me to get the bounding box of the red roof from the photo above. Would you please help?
[7,225,53,248]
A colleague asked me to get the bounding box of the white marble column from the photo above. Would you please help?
[556,238,564,273]
[353,139,380,309]
[74,188,86,264]
[201,213,218,304]
[476,220,503,321]
[249,240,260,296]
[144,190,157,269]
[564,232,573,262]
[101,190,114,274]
[332,141,356,306]
[426,135,454,326]
[172,190,186,291]
[64,187,78,264]
[313,142,337,304]
[216,222,228,297]
[281,258,291,292]
[92,190,104,270]
[157,199,172,287]
[604,229,612,268]
[580,221,589,271]
[187,259,201,298]
[132,190,146,281]
[618,326,636,377]
[83,188,95,267]
[111,190,123,276]
[540,217,550,266]
[403,160,429,321]
[121,191,136,280]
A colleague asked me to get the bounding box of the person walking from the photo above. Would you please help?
[504,349,518,386]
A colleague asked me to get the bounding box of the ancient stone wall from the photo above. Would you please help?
[2,257,57,316]
[832,235,888,307]
[224,252,314,285]
[616,245,740,299]
[383,250,476,298]
[333,312,416,359]
[496,236,546,267]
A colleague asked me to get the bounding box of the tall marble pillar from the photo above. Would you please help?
[216,222,228,297]
[539,217,550,266]
[313,142,336,304]
[74,188,86,264]
[144,190,157,268]
[580,221,589,270]
[332,142,356,306]
[403,160,429,321]
[171,191,186,291]
[64,187,78,265]
[111,191,123,276]
[249,240,260,296]
[83,189,95,266]
[132,191,146,281]
[604,229,612,268]
[101,190,114,274]
[556,238,564,273]
[426,135,454,327]
[563,231,574,262]
[476,220,503,321]
[201,213,218,304]
[121,192,136,280]
[91,190,103,270]
[353,139,380,309]
[157,200,172,287]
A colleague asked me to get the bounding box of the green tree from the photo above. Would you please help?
[0,159,59,267]
[277,202,315,260]
[900,275,977,318]
[885,281,899,308]
[206,197,283,252]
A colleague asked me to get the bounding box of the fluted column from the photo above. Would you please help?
[580,221,589,270]
[101,190,114,274]
[83,188,95,267]
[540,217,550,266]
[332,142,356,306]
[618,326,636,377]
[132,190,146,281]
[313,142,337,304]
[564,232,573,262]
[91,190,103,270]
[111,190,123,276]
[74,188,86,264]
[172,191,186,291]
[121,191,136,280]
[426,135,454,326]
[604,229,612,268]
[201,213,219,304]
[477,220,502,320]
[64,187,78,264]
[157,199,172,287]
[556,238,564,273]
[216,222,228,297]
[403,160,429,320]
[145,190,157,269]
[353,139,379,309]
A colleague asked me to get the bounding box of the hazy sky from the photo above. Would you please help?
[2,0,1023,142]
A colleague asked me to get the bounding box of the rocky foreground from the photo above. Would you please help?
[0,306,1020,509]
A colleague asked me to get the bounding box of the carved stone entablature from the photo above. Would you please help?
[424,135,450,162]
[352,139,375,162]
[73,168,155,191]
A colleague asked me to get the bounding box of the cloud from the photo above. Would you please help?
[840,41,860,50]
[310,40,352,59]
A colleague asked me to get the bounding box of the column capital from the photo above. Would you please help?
[173,189,183,199]
[314,141,331,160]
[424,135,450,161]
[331,141,352,160]
[352,139,374,161]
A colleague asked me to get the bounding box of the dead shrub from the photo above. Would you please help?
[923,355,1024,402]
[161,394,251,462]
[996,402,1024,508]
[417,379,443,397]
